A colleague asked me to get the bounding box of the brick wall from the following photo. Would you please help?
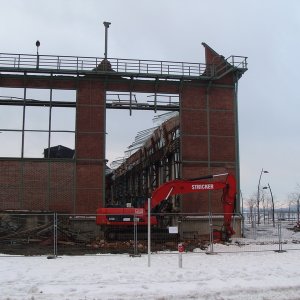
[0,160,75,212]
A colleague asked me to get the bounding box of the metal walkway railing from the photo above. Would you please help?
[215,55,248,79]
[0,53,247,80]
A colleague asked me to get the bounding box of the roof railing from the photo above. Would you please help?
[0,53,211,79]
[0,53,247,80]
[213,55,248,79]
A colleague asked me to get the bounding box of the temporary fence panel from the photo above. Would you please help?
[0,213,55,256]
[1,212,300,256]
[220,215,300,253]
[277,221,300,252]
[56,214,138,255]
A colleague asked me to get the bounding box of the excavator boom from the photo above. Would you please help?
[147,173,236,238]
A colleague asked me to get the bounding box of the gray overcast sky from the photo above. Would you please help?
[1,0,300,204]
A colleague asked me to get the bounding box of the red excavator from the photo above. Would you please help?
[96,173,236,241]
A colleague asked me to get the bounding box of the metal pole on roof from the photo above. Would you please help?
[36,40,40,69]
[103,21,111,60]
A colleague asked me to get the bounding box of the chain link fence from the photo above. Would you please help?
[0,212,299,256]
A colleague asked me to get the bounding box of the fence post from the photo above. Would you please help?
[241,213,245,238]
[54,212,57,257]
[147,198,151,267]
[130,214,141,257]
[48,212,57,259]
[253,212,257,240]
[134,214,137,255]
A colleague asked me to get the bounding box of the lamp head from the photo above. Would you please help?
[103,22,111,28]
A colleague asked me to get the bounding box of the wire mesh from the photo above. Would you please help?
[221,214,300,253]
[56,214,138,255]
[0,213,55,256]
[0,212,300,256]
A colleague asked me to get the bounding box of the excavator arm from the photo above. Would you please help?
[146,173,236,238]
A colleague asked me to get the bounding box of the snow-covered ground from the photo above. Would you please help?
[1,222,300,300]
[1,250,300,299]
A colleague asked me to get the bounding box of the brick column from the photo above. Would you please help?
[75,79,106,214]
[180,83,237,213]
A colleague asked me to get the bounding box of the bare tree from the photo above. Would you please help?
[246,194,257,227]
[261,189,272,224]
[288,185,300,224]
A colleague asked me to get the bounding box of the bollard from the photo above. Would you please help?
[178,243,184,268]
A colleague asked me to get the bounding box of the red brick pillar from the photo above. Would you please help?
[180,44,238,213]
[180,83,237,213]
[75,79,106,214]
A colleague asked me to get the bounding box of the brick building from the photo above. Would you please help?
[0,43,247,214]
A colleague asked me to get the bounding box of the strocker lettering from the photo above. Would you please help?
[191,184,214,190]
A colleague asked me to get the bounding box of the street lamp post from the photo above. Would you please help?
[263,183,275,227]
[257,168,269,225]
[297,194,300,224]
[240,190,245,237]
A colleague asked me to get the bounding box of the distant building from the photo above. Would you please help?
[43,145,75,159]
